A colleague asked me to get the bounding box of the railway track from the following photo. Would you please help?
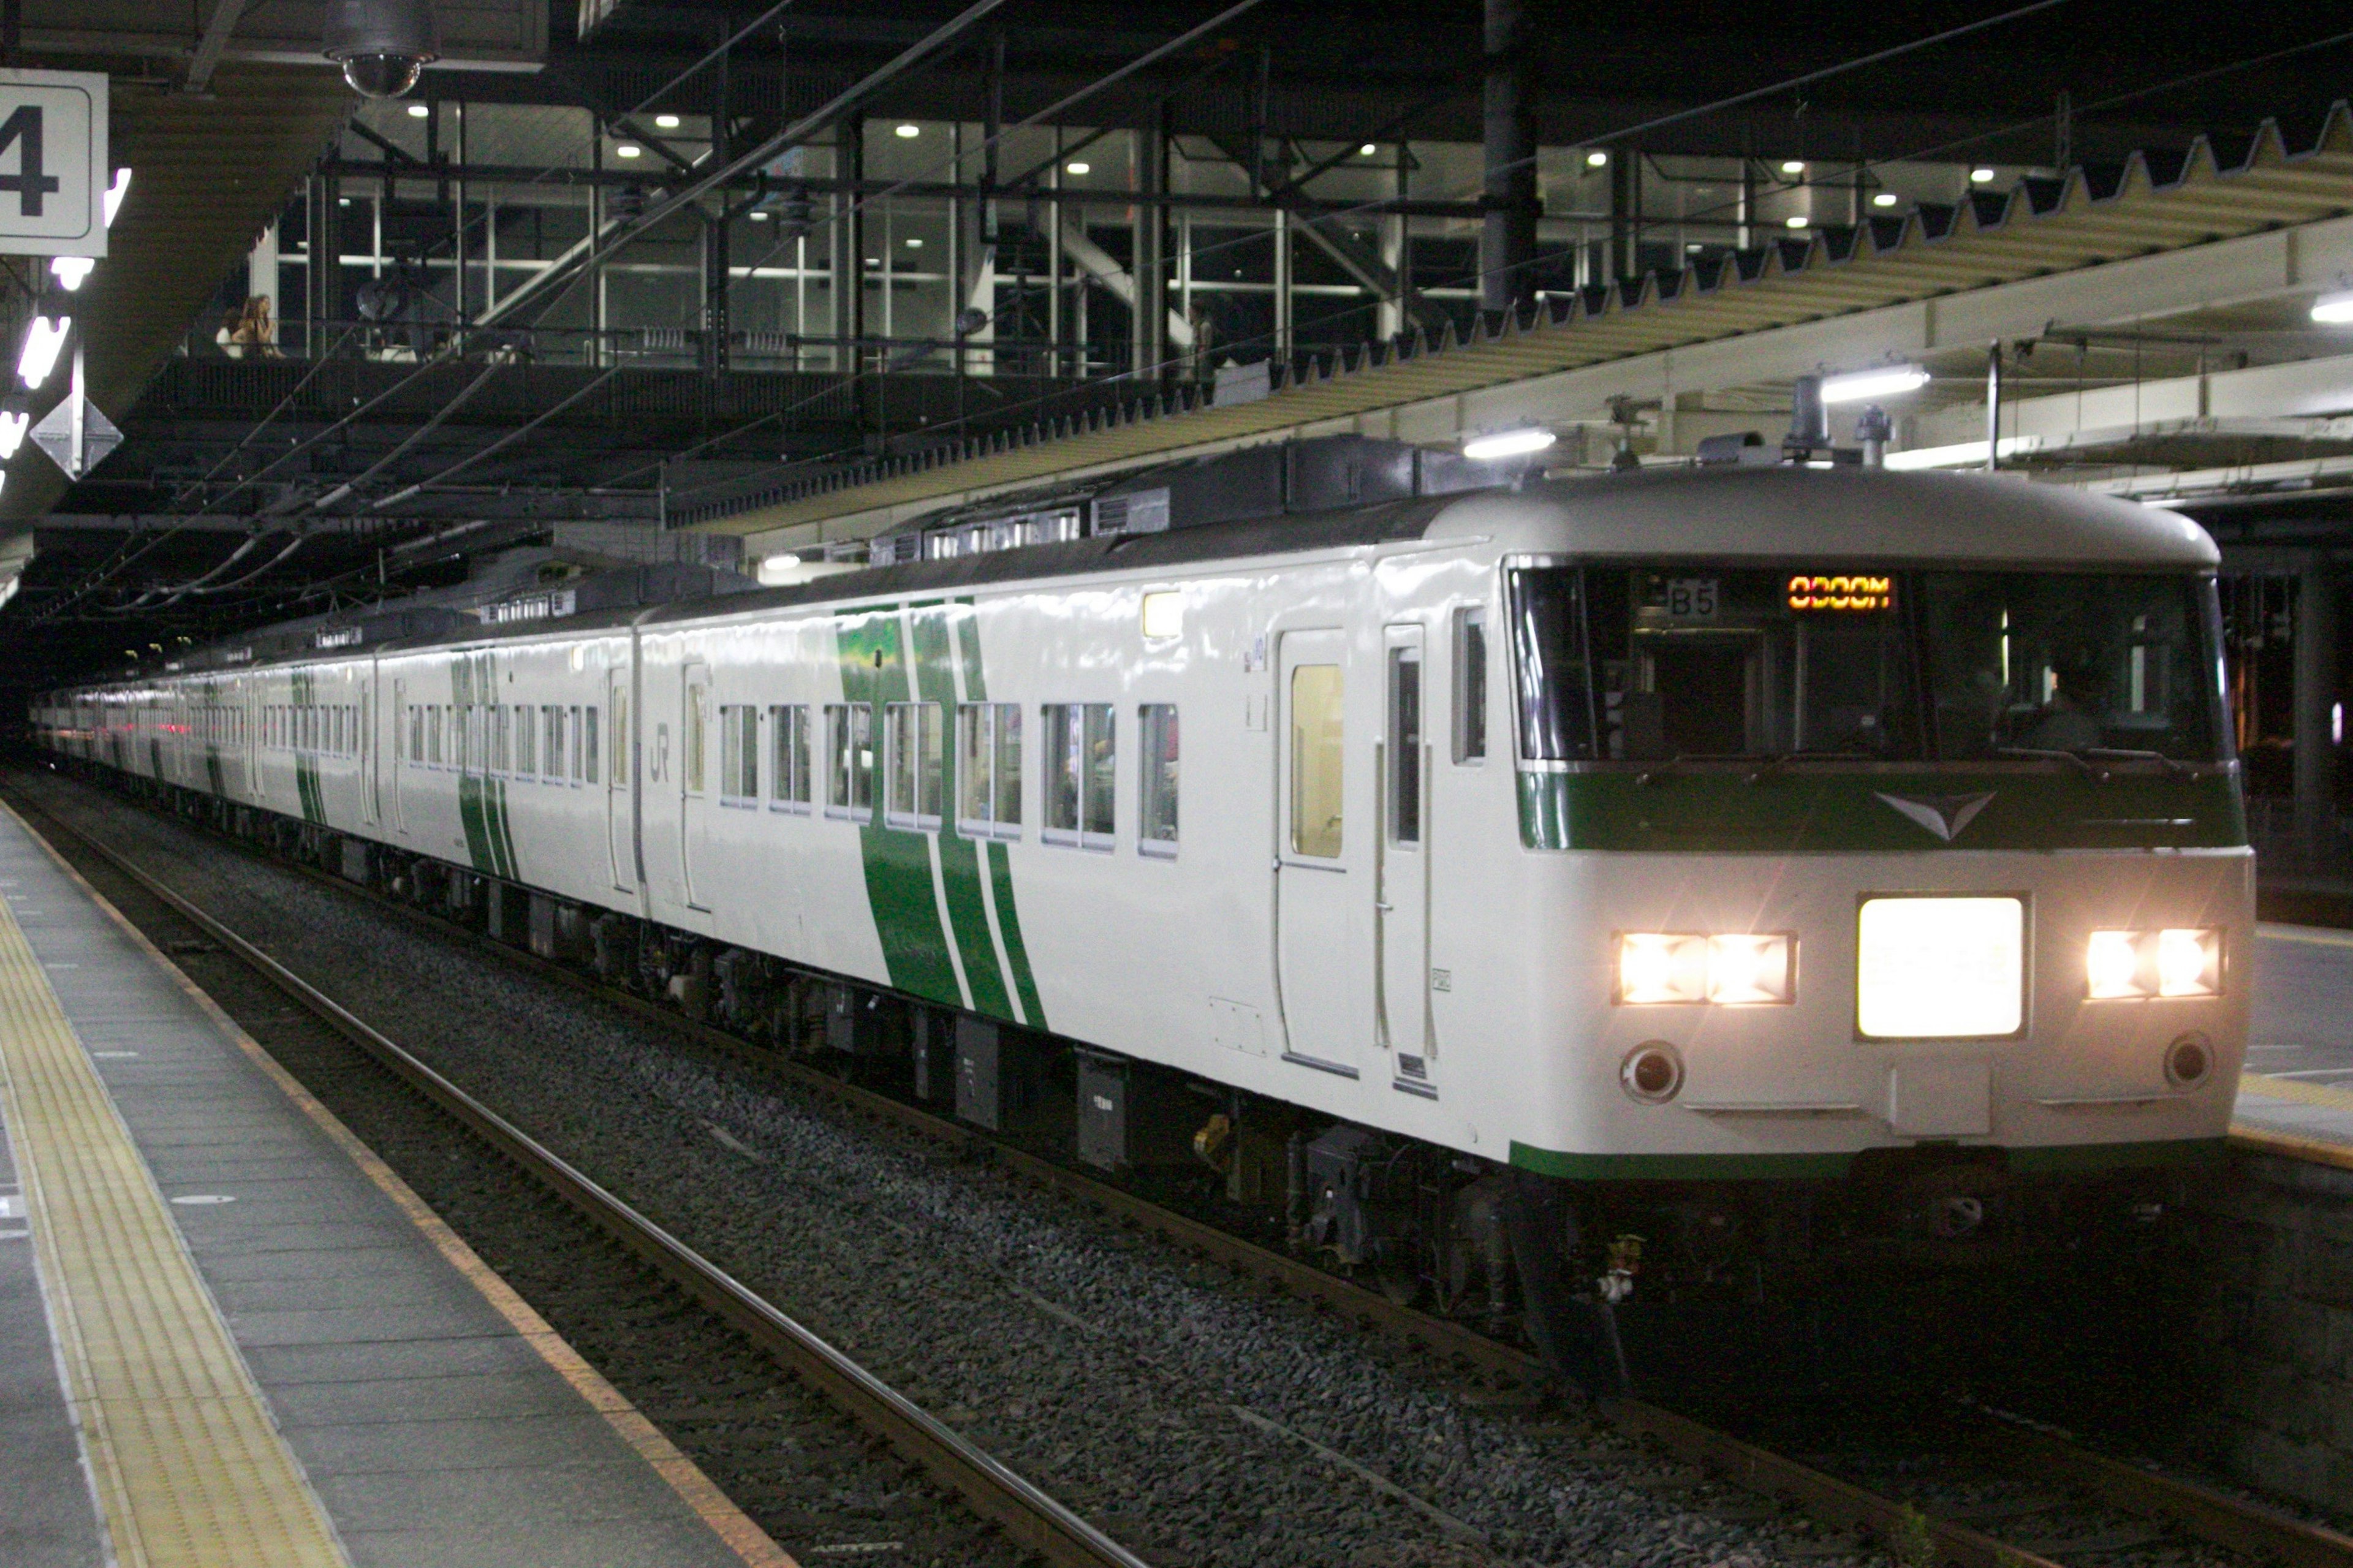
[17,768,2353,1568]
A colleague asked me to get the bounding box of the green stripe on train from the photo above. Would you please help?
[838,608,963,1007]
[952,601,1046,1031]
[1507,1135,2229,1181]
[909,602,1012,1020]
[1517,768,2246,853]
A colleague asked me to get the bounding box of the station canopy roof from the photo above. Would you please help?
[697,102,2353,539]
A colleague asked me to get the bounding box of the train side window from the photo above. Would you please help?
[955,703,1021,837]
[514,704,536,776]
[1452,607,1488,763]
[1390,646,1422,844]
[719,703,759,805]
[584,705,599,785]
[544,706,564,781]
[1139,703,1178,857]
[884,702,944,829]
[1043,703,1115,850]
[770,705,811,812]
[1290,665,1345,857]
[825,703,874,821]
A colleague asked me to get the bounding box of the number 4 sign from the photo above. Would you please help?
[0,69,106,258]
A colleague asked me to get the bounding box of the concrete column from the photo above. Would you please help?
[2297,560,2339,857]
[1479,0,1536,315]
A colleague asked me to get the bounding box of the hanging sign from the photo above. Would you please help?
[0,69,107,258]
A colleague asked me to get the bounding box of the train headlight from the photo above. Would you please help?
[1617,933,1707,1004]
[2083,928,2222,999]
[1706,934,1794,1005]
[1855,896,2023,1039]
[1615,932,1794,1005]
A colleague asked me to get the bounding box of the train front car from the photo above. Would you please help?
[1458,466,2246,1355]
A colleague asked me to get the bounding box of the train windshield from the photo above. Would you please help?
[1508,564,2227,765]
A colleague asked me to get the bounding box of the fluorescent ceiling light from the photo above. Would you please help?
[905,237,922,248]
[103,168,131,227]
[1586,150,1607,167]
[615,143,642,158]
[1360,143,1377,156]
[18,317,69,389]
[1970,167,1996,183]
[895,123,920,138]
[748,210,771,221]
[1780,159,1805,174]
[1784,215,1808,229]
[50,256,93,290]
[1463,427,1556,461]
[1872,191,1898,207]
[654,114,681,129]
[1066,161,1089,175]
[2312,290,2353,324]
[0,411,26,458]
[1820,363,1929,404]
[406,103,428,118]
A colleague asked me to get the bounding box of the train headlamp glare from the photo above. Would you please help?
[1616,933,1792,1005]
[2083,928,2221,999]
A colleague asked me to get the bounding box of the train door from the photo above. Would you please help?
[607,668,635,893]
[391,678,407,831]
[360,678,379,826]
[680,661,713,909]
[1274,628,1363,1078]
[1377,624,1433,1090]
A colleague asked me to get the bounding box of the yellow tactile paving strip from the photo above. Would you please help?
[0,897,348,1567]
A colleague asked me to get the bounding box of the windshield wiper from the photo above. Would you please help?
[1996,746,2110,779]
[2080,746,2196,779]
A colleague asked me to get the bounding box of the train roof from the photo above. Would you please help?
[1428,464,2219,570]
[47,466,2214,695]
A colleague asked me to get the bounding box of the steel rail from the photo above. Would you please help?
[7,791,1153,1568]
[23,772,2353,1568]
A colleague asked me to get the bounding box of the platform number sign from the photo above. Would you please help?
[1663,577,1719,620]
[0,69,107,258]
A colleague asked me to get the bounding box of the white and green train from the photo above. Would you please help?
[34,460,2249,1382]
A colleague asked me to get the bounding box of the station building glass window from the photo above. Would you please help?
[1139,704,1178,856]
[955,703,1021,837]
[769,705,811,811]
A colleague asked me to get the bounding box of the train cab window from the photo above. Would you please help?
[1452,607,1487,763]
[1139,704,1178,857]
[1389,648,1422,846]
[825,703,874,820]
[769,705,811,812]
[955,703,1021,838]
[719,703,759,805]
[1044,703,1115,850]
[583,705,599,785]
[885,702,944,828]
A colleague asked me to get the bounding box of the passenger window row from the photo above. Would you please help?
[731,700,1177,855]
[262,702,359,757]
[395,702,600,786]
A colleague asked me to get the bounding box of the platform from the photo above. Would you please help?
[2234,923,2353,1164]
[0,803,788,1568]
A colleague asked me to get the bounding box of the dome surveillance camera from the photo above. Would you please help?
[321,0,440,100]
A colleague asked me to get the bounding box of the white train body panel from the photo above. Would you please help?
[32,466,2254,1184]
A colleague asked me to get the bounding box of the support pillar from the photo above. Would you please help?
[2297,561,2339,858]
[1133,115,1168,381]
[1479,0,1536,316]
[834,115,864,374]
